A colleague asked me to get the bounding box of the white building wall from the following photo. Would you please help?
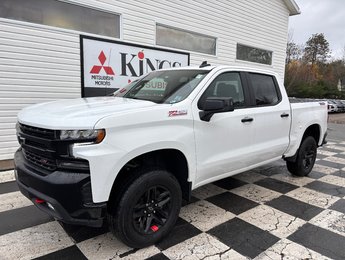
[0,20,81,160]
[0,0,290,160]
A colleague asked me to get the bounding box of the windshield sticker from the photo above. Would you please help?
[168,110,188,117]
[142,80,167,91]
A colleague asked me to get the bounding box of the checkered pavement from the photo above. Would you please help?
[1,141,345,259]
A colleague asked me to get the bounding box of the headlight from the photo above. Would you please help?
[59,129,105,143]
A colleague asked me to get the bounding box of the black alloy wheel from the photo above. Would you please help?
[287,136,317,176]
[133,186,172,235]
[108,168,182,248]
[301,144,316,171]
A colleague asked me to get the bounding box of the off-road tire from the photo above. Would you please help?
[107,168,182,248]
[287,136,317,177]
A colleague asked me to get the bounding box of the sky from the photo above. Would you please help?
[288,0,345,59]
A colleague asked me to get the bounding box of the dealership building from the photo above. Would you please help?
[0,0,299,163]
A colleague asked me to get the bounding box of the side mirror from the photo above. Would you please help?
[199,97,234,122]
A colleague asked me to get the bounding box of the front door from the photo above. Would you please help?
[192,70,254,186]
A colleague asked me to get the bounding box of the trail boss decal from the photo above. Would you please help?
[81,35,190,97]
[168,110,188,117]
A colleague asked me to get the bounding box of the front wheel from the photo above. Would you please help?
[108,169,182,248]
[287,136,317,176]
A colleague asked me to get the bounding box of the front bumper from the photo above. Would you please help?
[14,149,106,227]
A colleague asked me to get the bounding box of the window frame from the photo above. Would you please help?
[155,23,217,56]
[236,43,273,65]
[197,71,251,110]
[0,0,122,39]
[244,72,282,107]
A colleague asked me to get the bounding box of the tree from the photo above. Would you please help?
[285,30,302,64]
[303,33,330,65]
[284,33,345,99]
[342,44,345,65]
[286,41,303,64]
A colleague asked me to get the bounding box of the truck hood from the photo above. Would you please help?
[18,97,157,129]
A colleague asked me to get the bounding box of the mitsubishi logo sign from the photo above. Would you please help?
[90,51,115,75]
[81,35,190,97]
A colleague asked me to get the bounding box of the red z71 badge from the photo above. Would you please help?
[168,110,188,117]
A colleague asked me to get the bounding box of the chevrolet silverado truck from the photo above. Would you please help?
[14,65,327,248]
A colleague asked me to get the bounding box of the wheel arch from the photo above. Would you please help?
[302,123,321,144]
[285,123,321,162]
[107,148,191,212]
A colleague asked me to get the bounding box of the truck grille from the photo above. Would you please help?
[17,123,89,174]
[19,123,55,140]
[23,150,57,172]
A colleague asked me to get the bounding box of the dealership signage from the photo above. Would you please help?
[80,35,190,97]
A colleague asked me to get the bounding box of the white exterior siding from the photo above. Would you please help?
[0,0,291,160]
[0,20,80,160]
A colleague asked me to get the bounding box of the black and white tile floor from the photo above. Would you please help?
[1,141,345,259]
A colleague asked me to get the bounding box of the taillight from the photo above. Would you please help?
[35,198,45,204]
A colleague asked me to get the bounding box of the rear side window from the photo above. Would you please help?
[198,72,245,109]
[249,73,280,106]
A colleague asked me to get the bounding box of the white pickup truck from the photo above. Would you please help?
[14,65,327,248]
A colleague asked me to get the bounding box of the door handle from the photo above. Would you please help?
[241,117,254,123]
[281,113,289,118]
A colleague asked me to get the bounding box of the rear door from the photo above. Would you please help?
[245,72,291,164]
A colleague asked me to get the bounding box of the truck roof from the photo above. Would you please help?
[158,65,280,78]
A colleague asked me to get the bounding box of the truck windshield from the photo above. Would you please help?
[114,70,209,104]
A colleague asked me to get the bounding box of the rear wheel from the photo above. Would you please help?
[108,169,182,248]
[287,136,317,176]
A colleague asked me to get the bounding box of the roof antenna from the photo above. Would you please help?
[199,61,210,68]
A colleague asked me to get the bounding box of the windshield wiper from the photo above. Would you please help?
[127,96,159,104]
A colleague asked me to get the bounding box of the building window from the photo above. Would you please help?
[0,0,120,38]
[156,24,216,55]
[236,44,272,65]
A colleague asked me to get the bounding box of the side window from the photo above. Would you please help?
[249,73,280,106]
[198,72,245,109]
